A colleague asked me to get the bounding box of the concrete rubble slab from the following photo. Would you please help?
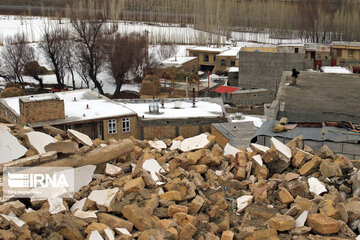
[236,195,253,213]
[308,177,327,195]
[224,143,241,157]
[105,163,123,177]
[179,133,210,152]
[74,210,98,220]
[87,188,119,209]
[270,137,292,160]
[115,227,131,236]
[252,154,263,166]
[170,140,182,150]
[89,230,104,240]
[0,124,27,163]
[143,159,165,182]
[44,141,79,154]
[74,165,96,192]
[68,129,93,146]
[71,198,87,212]
[0,213,26,227]
[296,211,308,227]
[104,228,115,240]
[48,198,67,214]
[148,140,167,150]
[250,143,270,154]
[26,131,58,154]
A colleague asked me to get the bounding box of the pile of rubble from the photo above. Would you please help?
[1,123,360,240]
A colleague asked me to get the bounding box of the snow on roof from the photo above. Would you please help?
[1,89,136,125]
[321,66,353,74]
[228,67,239,73]
[20,95,59,102]
[332,41,360,47]
[218,48,240,57]
[187,46,229,53]
[123,99,224,120]
[160,56,197,66]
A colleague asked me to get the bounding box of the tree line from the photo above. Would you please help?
[0,12,156,98]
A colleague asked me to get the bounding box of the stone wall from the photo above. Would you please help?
[232,88,273,105]
[102,115,139,141]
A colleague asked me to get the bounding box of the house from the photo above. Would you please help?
[253,119,360,160]
[154,56,198,78]
[331,41,360,72]
[119,97,227,139]
[0,89,139,140]
[268,71,360,123]
[212,48,239,74]
[227,67,239,86]
[187,46,228,72]
[277,44,305,54]
[305,43,330,69]
[240,46,278,53]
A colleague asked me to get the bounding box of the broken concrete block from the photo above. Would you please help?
[70,198,87,212]
[270,137,292,160]
[68,129,93,146]
[73,210,98,222]
[48,198,67,214]
[179,133,211,152]
[25,131,58,154]
[221,230,234,240]
[252,154,263,166]
[104,163,123,177]
[250,143,270,155]
[170,140,182,150]
[44,141,79,154]
[143,159,164,182]
[296,211,308,228]
[148,140,167,150]
[0,124,27,163]
[278,187,294,204]
[87,188,119,211]
[308,177,327,195]
[160,191,183,201]
[319,161,343,178]
[236,195,253,213]
[188,195,204,214]
[0,213,26,228]
[168,205,188,217]
[299,156,321,176]
[73,165,96,192]
[115,227,131,236]
[223,143,241,157]
[42,124,66,137]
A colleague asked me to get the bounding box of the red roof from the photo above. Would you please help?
[211,86,239,93]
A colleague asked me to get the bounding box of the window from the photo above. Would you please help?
[122,118,130,133]
[349,50,354,57]
[295,48,299,53]
[108,119,117,134]
[221,59,227,66]
[204,54,209,62]
[230,60,236,67]
[337,49,342,57]
[193,52,199,57]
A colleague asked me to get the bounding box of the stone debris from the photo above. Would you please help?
[0,130,360,239]
[25,131,58,154]
[0,124,27,163]
[68,129,94,146]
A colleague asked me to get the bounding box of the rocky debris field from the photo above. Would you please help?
[1,123,360,240]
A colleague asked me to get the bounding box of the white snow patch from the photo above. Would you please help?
[270,137,292,160]
[26,131,58,154]
[105,163,123,176]
[48,198,67,214]
[296,211,308,228]
[148,140,167,150]
[308,177,327,195]
[143,159,165,182]
[236,195,253,213]
[0,124,27,163]
[224,143,241,157]
[180,133,210,152]
[321,66,353,74]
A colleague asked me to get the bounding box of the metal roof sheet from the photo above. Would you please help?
[253,120,360,143]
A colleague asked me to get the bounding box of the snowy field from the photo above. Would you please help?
[0,15,304,95]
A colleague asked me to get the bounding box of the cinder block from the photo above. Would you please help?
[343,143,360,155]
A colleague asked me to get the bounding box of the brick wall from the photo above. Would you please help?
[143,125,176,139]
[103,115,138,141]
[0,102,21,124]
[20,99,65,123]
[179,125,200,138]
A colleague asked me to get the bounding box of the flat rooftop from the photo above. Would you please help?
[1,89,136,127]
[160,56,197,67]
[218,48,240,57]
[187,46,229,53]
[119,98,225,120]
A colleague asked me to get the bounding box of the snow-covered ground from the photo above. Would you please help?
[0,14,304,95]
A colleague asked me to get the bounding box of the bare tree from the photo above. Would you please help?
[1,34,36,87]
[158,43,178,61]
[39,21,69,88]
[71,15,108,94]
[63,39,76,90]
[23,61,45,91]
[105,33,147,98]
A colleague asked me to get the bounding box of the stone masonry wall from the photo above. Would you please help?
[20,99,65,123]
